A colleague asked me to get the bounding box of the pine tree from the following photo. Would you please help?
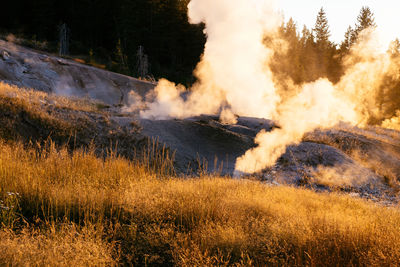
[313,8,331,49]
[352,6,376,43]
[388,39,400,57]
[283,18,303,83]
[301,25,313,47]
[340,26,354,52]
[355,6,376,33]
[284,18,298,40]
[300,25,318,82]
[312,8,334,79]
[114,39,130,74]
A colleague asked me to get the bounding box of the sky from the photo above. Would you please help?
[277,0,400,47]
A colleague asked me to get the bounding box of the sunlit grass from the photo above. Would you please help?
[0,140,399,266]
[0,226,117,266]
[0,81,104,113]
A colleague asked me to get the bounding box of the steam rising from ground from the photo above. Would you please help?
[235,79,357,173]
[128,0,399,175]
[140,0,281,120]
[311,164,380,188]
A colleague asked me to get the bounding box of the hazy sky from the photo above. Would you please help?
[277,0,400,46]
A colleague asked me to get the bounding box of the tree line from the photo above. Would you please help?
[271,7,379,85]
[271,7,400,123]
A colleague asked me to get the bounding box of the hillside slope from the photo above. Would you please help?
[0,40,155,105]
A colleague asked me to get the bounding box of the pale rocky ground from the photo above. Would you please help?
[0,40,399,204]
[0,39,154,105]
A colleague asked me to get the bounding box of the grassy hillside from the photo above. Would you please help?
[0,82,153,161]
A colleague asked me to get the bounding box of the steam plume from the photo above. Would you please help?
[235,79,357,173]
[140,0,281,120]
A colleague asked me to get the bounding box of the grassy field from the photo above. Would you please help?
[0,140,400,266]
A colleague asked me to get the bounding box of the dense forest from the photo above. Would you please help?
[0,0,205,84]
[1,2,400,122]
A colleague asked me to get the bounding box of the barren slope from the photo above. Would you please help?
[0,40,154,105]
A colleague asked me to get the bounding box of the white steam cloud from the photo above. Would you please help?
[140,0,281,120]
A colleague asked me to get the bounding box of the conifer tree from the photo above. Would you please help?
[340,26,354,52]
[313,8,331,49]
[114,39,130,74]
[299,25,318,82]
[284,18,298,40]
[312,8,334,79]
[355,6,376,33]
[300,25,313,47]
[389,39,400,57]
[351,6,376,43]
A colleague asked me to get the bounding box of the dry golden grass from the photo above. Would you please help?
[0,140,400,266]
[0,82,104,113]
[0,89,75,140]
[0,226,117,266]
[0,82,120,151]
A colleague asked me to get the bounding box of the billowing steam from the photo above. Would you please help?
[140,0,281,120]
[127,0,398,175]
[235,79,357,173]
